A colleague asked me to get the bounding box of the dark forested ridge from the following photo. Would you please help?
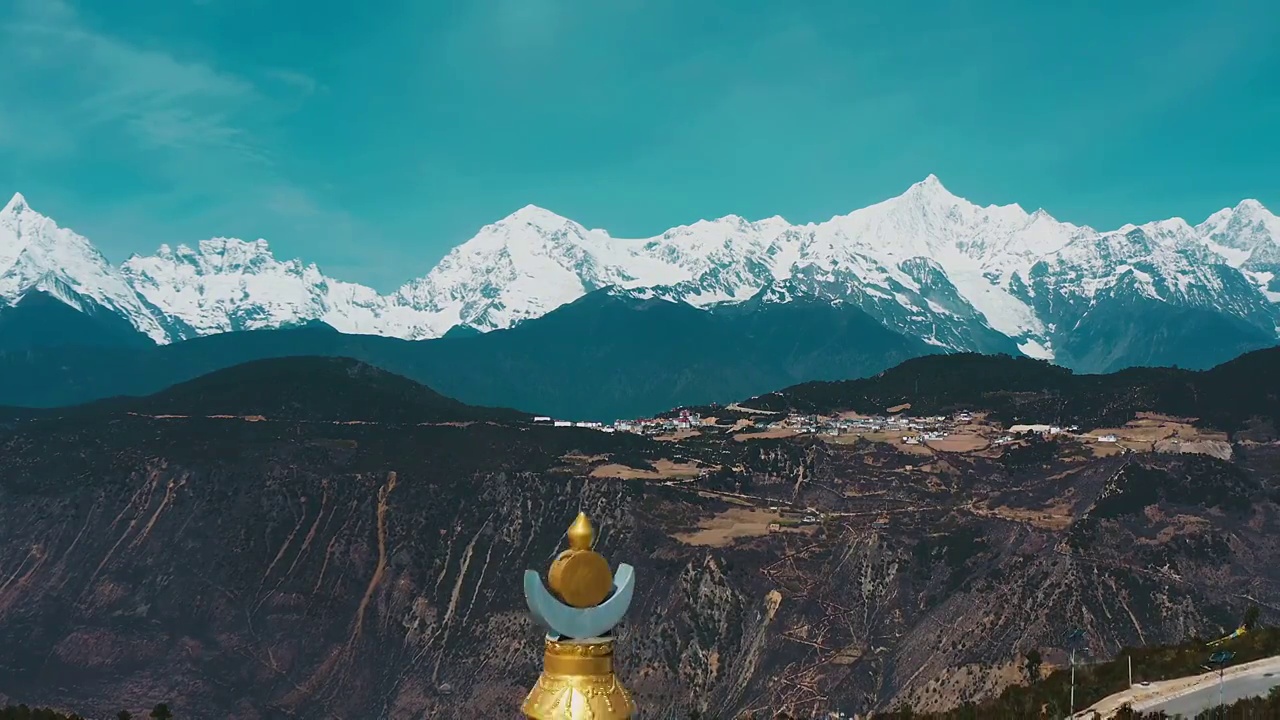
[738,347,1280,435]
[57,356,531,424]
[1,281,1277,420]
[0,703,175,720]
[0,289,933,420]
[0,708,84,720]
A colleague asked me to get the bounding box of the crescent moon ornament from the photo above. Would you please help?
[524,564,635,639]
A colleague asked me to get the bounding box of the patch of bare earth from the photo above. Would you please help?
[589,459,704,480]
[653,429,702,441]
[976,502,1076,531]
[822,433,863,446]
[1088,413,1227,454]
[734,428,800,441]
[672,507,784,547]
[1143,514,1211,544]
[1137,411,1200,423]
[725,403,779,415]
[886,403,912,413]
[825,430,935,455]
[895,441,934,456]
[1154,438,1233,460]
[1086,443,1127,457]
[560,453,609,463]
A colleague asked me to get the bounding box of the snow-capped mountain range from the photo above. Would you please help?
[2,176,1278,365]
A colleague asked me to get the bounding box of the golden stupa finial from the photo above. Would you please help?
[521,511,637,720]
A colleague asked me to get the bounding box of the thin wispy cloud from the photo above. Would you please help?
[4,0,265,161]
[0,0,363,274]
[264,69,326,98]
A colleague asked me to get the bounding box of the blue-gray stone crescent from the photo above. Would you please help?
[524,563,635,639]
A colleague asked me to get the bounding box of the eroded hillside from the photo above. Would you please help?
[0,361,1278,718]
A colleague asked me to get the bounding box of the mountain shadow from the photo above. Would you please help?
[1051,294,1278,373]
[3,286,1272,422]
[0,290,152,351]
[0,289,934,419]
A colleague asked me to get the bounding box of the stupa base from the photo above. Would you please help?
[521,635,635,720]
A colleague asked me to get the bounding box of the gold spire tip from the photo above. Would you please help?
[567,512,593,551]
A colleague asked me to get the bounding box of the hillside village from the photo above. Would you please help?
[541,401,1235,555]
[538,404,1191,546]
[533,407,1126,450]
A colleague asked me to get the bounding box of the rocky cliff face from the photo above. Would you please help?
[0,405,1277,718]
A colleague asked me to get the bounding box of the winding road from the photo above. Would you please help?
[1079,655,1280,718]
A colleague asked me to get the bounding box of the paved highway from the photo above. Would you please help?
[1080,655,1280,718]
[1144,670,1280,717]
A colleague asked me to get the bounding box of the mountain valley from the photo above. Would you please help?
[1,352,1278,718]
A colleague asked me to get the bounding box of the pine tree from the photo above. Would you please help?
[1024,648,1043,683]
[148,705,172,720]
[118,712,133,720]
[1244,604,1261,629]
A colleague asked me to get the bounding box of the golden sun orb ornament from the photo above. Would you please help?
[521,511,637,720]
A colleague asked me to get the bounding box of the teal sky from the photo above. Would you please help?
[1,0,1276,290]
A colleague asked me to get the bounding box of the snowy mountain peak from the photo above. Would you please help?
[879,175,1031,230]
[3,192,28,214]
[917,173,944,189]
[498,204,575,230]
[121,234,398,340]
[678,213,790,235]
[1133,217,1197,241]
[202,236,271,252]
[899,173,960,205]
[143,237,295,272]
[0,194,109,272]
[0,193,169,341]
[1235,198,1271,214]
[1199,199,1276,229]
[1196,198,1280,263]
